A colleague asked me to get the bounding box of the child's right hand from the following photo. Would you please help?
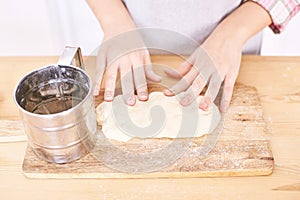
[86,0,161,105]
[93,32,162,105]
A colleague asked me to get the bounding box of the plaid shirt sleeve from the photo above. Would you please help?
[250,0,300,33]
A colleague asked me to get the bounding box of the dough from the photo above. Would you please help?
[96,92,221,142]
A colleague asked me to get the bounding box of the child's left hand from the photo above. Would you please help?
[164,1,273,113]
[164,35,242,113]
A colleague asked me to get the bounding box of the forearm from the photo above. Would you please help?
[86,0,136,37]
[205,1,272,49]
[252,0,300,33]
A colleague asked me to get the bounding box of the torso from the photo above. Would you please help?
[122,0,262,54]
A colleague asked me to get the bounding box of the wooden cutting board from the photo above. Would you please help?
[22,83,274,178]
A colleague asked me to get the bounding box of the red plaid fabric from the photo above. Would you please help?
[251,0,300,33]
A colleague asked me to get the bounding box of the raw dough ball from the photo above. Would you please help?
[96,92,220,142]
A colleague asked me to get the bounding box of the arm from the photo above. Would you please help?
[86,0,161,104]
[204,1,272,52]
[208,0,300,112]
[86,0,136,38]
[165,1,273,112]
[252,0,300,33]
[201,1,272,111]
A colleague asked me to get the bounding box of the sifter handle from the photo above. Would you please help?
[58,46,85,70]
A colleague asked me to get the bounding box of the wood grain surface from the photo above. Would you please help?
[0,120,27,142]
[22,82,274,178]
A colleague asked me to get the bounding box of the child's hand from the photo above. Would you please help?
[87,0,161,105]
[164,36,242,113]
[163,0,272,113]
[93,33,161,105]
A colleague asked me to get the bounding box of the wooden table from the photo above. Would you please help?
[0,56,300,199]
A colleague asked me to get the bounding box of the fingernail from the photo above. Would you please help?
[180,98,188,106]
[155,75,162,82]
[200,102,208,110]
[200,99,210,111]
[127,96,136,106]
[180,95,192,106]
[138,91,148,101]
[164,89,174,96]
[204,103,209,110]
[104,91,113,101]
[93,88,99,96]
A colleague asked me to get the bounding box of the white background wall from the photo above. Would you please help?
[0,0,299,56]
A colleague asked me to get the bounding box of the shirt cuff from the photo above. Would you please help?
[250,0,300,33]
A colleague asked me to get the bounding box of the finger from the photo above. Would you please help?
[199,73,222,111]
[104,61,118,101]
[131,54,148,101]
[93,49,106,96]
[164,54,195,79]
[220,75,236,113]
[179,74,207,106]
[192,47,214,71]
[144,53,162,82]
[164,59,194,79]
[163,67,182,79]
[164,66,199,96]
[119,57,136,106]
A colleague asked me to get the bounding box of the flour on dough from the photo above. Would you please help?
[96,92,221,142]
